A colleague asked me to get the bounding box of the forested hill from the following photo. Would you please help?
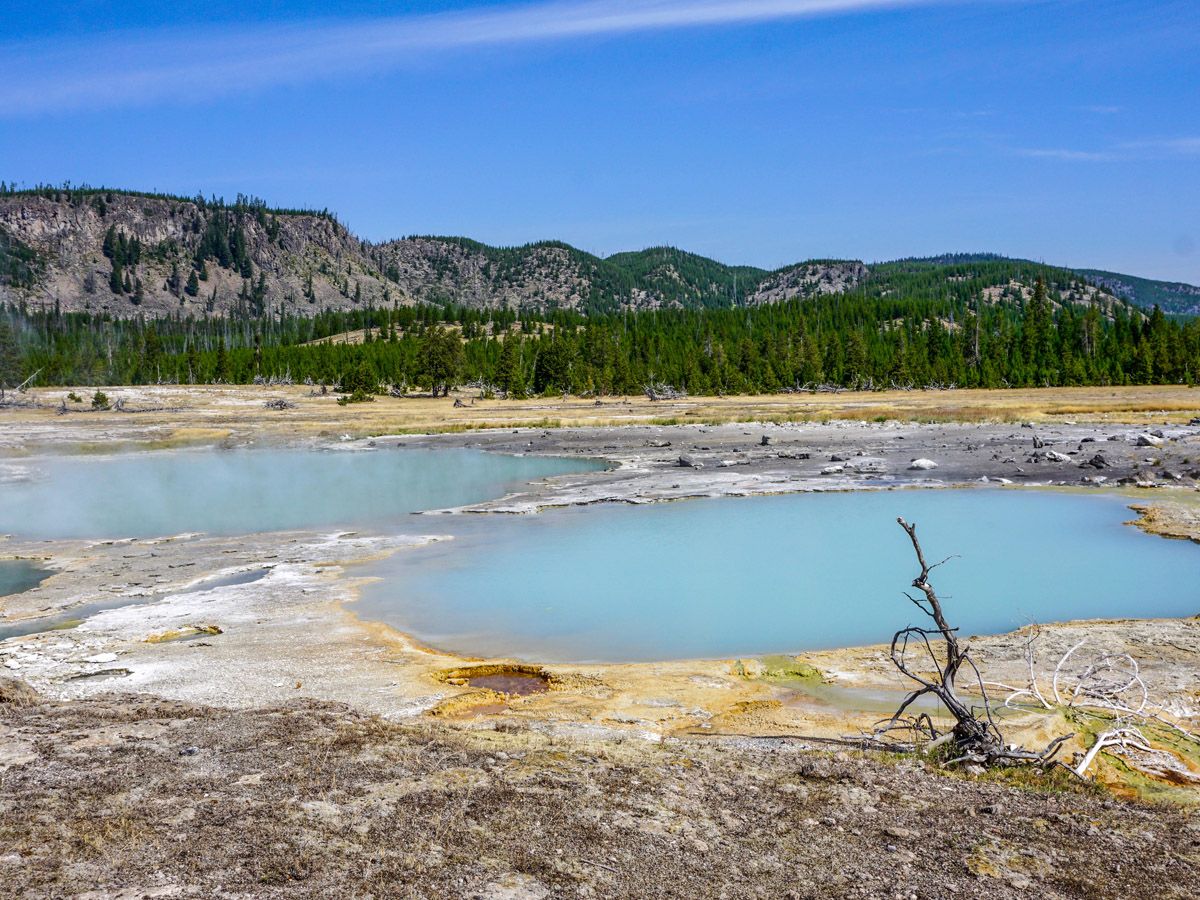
[0,186,864,317]
[1075,269,1200,318]
[2,185,1192,320]
[5,262,1199,393]
[895,254,1200,318]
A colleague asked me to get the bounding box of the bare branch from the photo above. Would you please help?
[878,518,1071,769]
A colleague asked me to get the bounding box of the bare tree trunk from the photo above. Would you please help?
[878,518,1072,768]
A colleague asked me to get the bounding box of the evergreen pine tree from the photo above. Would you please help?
[102,226,117,260]
[496,337,522,395]
[214,338,230,382]
[0,319,20,388]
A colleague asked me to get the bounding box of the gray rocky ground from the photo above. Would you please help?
[2,686,1199,899]
[393,418,1200,512]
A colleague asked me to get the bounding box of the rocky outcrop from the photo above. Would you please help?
[0,190,875,318]
[0,189,1147,321]
[371,238,594,311]
[744,260,867,305]
[0,192,386,318]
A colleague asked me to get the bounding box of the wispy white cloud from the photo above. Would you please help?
[1015,137,1200,163]
[1121,136,1200,156]
[1015,147,1119,162]
[0,0,963,114]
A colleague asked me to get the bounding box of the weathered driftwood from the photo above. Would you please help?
[643,380,686,401]
[15,368,41,392]
[874,518,1072,768]
[253,373,294,386]
[982,629,1200,778]
[882,532,1200,780]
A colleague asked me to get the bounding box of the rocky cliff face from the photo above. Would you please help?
[371,239,596,311]
[0,192,390,317]
[745,261,868,305]
[0,190,868,317]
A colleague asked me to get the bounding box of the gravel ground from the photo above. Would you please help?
[2,685,1198,899]
[391,419,1200,512]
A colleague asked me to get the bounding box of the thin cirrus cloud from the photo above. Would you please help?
[0,0,964,114]
[1015,148,1120,162]
[1015,137,1200,162]
[1123,137,1200,155]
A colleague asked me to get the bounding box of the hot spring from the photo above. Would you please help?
[1,447,1196,661]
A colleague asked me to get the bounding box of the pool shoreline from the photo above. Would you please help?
[0,420,1195,748]
[1,407,1198,796]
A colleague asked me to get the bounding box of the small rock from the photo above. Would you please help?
[1044,450,1071,463]
[846,457,887,474]
[821,464,845,475]
[908,458,938,470]
[1136,433,1164,447]
[676,455,702,469]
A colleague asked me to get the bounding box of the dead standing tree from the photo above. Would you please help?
[877,517,1072,767]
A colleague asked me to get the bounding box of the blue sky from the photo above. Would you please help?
[1,0,1197,282]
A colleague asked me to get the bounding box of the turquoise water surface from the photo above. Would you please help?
[0,448,604,539]
[3,446,1196,662]
[357,489,1200,662]
[0,560,50,597]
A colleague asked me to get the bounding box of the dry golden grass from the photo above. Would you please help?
[6,384,1198,448]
